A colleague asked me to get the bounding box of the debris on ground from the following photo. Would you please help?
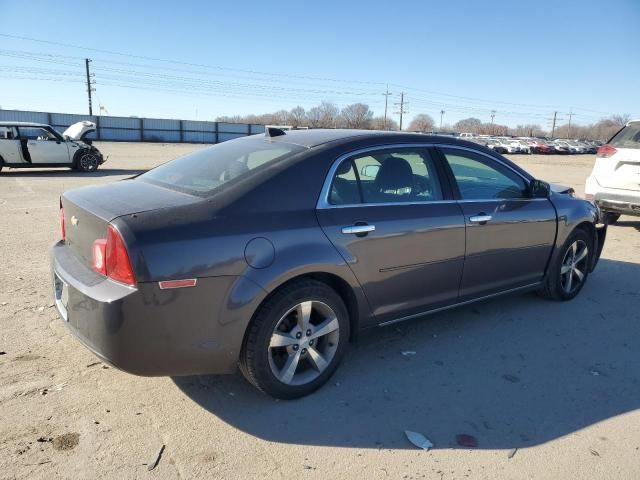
[589,369,602,376]
[404,430,434,450]
[508,448,518,459]
[590,448,600,457]
[24,460,52,466]
[148,444,166,471]
[52,433,80,451]
[0,351,6,355]
[456,434,478,448]
[1,302,7,306]
[401,351,416,356]
[86,362,101,368]
[37,437,52,443]
[502,374,520,383]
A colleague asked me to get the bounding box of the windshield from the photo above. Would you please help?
[610,123,640,149]
[140,137,305,196]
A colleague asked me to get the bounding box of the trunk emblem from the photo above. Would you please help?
[71,215,79,226]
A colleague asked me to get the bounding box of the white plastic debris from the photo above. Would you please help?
[401,351,416,356]
[404,430,434,450]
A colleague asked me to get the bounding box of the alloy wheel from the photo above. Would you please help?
[268,300,340,386]
[560,239,588,294]
[80,153,99,171]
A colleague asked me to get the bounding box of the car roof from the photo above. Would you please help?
[0,121,50,128]
[264,128,481,148]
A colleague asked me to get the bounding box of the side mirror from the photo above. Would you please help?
[529,179,550,198]
[361,165,380,178]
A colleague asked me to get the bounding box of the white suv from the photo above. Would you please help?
[0,121,105,173]
[585,119,640,222]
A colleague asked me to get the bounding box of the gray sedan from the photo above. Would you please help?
[51,129,606,398]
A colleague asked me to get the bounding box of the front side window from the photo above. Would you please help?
[329,148,443,205]
[441,148,527,200]
[17,127,57,141]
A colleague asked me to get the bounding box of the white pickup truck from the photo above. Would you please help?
[0,121,105,172]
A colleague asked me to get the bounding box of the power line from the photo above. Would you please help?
[0,40,617,122]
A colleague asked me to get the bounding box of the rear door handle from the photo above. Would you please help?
[469,214,492,223]
[342,224,375,235]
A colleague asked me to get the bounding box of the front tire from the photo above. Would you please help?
[239,280,350,399]
[538,228,592,301]
[75,150,100,172]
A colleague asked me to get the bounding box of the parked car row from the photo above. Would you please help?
[463,135,602,155]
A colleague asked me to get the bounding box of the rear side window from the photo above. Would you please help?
[140,138,304,196]
[610,123,640,149]
[329,148,443,205]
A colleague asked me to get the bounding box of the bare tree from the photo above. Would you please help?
[288,106,306,128]
[340,103,373,129]
[370,116,399,130]
[408,114,435,132]
[454,117,483,133]
[307,101,339,128]
[610,114,630,127]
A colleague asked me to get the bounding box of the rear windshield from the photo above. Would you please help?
[139,137,305,196]
[610,123,640,149]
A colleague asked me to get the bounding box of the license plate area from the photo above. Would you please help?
[53,273,69,321]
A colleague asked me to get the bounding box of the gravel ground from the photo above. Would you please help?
[1,143,639,480]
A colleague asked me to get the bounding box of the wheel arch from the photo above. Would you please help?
[245,271,365,344]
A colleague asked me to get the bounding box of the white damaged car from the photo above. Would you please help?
[0,121,105,172]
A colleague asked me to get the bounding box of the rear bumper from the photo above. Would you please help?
[51,241,262,376]
[586,176,640,215]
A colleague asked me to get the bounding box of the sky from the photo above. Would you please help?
[0,0,639,128]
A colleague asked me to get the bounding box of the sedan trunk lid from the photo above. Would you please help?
[62,179,201,266]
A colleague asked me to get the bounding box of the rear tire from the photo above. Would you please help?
[239,279,350,399]
[538,228,592,301]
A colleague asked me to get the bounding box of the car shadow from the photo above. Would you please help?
[614,219,640,232]
[172,258,640,450]
[0,168,145,178]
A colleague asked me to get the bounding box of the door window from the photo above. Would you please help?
[17,127,58,141]
[441,149,528,200]
[329,148,443,205]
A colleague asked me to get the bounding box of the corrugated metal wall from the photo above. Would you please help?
[0,109,266,144]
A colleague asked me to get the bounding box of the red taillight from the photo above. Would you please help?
[596,144,617,158]
[106,225,136,285]
[92,238,107,275]
[60,205,66,241]
[91,225,136,286]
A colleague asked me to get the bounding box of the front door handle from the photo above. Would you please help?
[342,224,375,235]
[469,214,492,223]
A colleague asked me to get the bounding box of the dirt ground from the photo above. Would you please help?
[1,143,639,480]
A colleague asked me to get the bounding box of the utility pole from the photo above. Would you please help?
[566,109,574,138]
[490,110,496,124]
[551,111,558,138]
[85,58,95,116]
[439,110,445,131]
[382,85,392,130]
[394,92,408,130]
